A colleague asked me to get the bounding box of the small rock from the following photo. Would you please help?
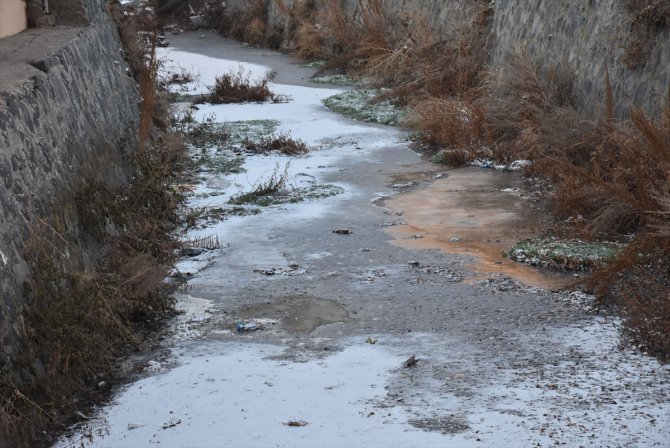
[286,420,308,427]
[182,247,205,257]
[361,247,371,252]
[407,261,421,267]
[403,355,418,368]
[333,229,352,235]
[366,337,377,344]
[449,237,462,243]
[410,234,423,239]
[127,423,143,431]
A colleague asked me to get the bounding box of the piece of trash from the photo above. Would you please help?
[286,420,308,427]
[495,260,503,265]
[162,419,181,430]
[127,423,144,431]
[509,160,531,171]
[361,247,371,252]
[366,337,377,344]
[449,237,462,243]
[395,210,404,216]
[410,234,423,239]
[407,261,421,267]
[333,229,352,235]
[403,355,418,368]
[367,412,375,417]
[75,411,89,420]
[236,322,258,332]
[390,181,415,189]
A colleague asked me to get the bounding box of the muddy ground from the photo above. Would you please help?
[57,32,670,448]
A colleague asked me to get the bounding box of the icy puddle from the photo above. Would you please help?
[386,167,570,289]
[56,342,451,448]
[56,323,670,448]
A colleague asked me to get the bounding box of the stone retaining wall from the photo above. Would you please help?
[0,0,139,365]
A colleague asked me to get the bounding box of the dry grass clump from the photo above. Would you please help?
[288,0,359,60]
[409,98,483,155]
[207,0,274,46]
[229,163,291,206]
[546,106,670,237]
[243,134,310,155]
[195,68,288,104]
[109,1,147,79]
[596,251,670,361]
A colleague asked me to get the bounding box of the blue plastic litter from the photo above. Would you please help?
[236,322,258,332]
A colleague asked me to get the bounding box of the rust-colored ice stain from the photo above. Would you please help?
[385,167,569,289]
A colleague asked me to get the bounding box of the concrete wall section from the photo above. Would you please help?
[0,0,28,38]
[0,3,139,365]
[490,0,670,117]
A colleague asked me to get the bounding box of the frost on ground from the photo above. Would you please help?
[311,74,354,86]
[322,89,407,125]
[56,321,670,448]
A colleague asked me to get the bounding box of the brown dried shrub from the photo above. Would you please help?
[207,0,269,45]
[243,134,310,155]
[409,97,484,152]
[195,68,286,104]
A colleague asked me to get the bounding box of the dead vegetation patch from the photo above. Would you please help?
[243,133,310,155]
[195,67,289,104]
[207,0,283,47]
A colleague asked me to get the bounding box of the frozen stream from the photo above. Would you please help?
[56,32,670,448]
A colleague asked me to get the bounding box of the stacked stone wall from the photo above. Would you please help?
[0,0,139,364]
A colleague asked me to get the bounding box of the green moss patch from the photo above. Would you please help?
[322,89,406,126]
[312,74,354,86]
[506,238,626,271]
